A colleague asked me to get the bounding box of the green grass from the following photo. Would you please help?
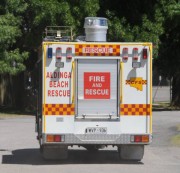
[0,113,31,118]
[153,102,180,110]
[171,135,180,147]
[177,125,180,131]
[171,124,180,147]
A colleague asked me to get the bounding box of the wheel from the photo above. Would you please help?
[118,145,144,161]
[42,145,68,160]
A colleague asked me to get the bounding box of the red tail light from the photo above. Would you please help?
[131,135,149,143]
[134,135,142,142]
[143,48,148,59]
[46,135,65,142]
[54,135,61,142]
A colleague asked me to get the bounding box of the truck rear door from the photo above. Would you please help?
[75,59,119,119]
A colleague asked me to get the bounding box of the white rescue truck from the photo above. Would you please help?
[36,17,152,161]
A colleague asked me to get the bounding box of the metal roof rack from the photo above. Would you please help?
[43,26,73,42]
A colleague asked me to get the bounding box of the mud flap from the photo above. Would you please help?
[42,145,68,160]
[118,145,144,161]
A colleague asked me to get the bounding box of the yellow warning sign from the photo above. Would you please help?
[126,77,147,91]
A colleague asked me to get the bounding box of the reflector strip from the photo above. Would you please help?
[75,44,120,56]
[43,104,75,115]
[120,104,150,116]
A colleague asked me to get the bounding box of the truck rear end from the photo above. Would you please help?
[36,17,152,161]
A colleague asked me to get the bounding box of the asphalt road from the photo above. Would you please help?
[0,111,180,173]
[152,86,171,102]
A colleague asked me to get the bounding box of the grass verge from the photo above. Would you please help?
[171,124,180,147]
[153,102,180,111]
[0,113,33,118]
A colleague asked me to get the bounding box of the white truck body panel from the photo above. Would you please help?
[40,42,152,145]
[45,116,148,134]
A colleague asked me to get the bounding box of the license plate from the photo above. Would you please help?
[85,127,107,134]
[132,62,141,68]
[55,62,64,68]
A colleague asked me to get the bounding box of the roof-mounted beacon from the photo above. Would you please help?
[84,17,108,42]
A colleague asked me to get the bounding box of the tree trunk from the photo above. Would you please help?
[0,73,25,110]
[171,75,180,107]
[13,73,25,110]
[0,74,13,107]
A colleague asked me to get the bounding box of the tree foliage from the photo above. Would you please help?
[0,0,28,75]
[99,0,164,58]
[0,0,180,106]
[155,0,180,105]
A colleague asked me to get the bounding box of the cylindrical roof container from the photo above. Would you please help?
[84,17,108,42]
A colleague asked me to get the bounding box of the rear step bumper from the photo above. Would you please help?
[42,133,152,145]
